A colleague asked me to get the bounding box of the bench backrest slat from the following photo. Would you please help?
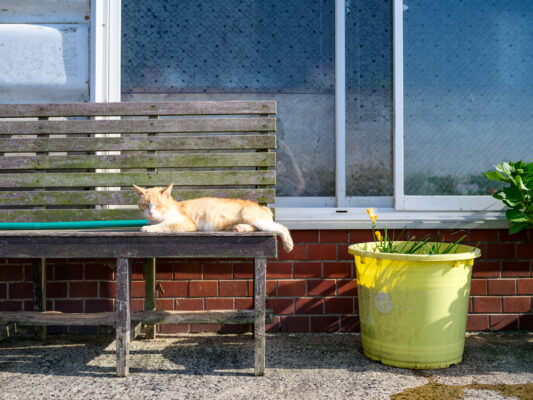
[0,135,275,153]
[0,153,276,170]
[0,117,275,135]
[0,101,276,222]
[0,101,276,118]
[0,189,275,207]
[1,171,276,188]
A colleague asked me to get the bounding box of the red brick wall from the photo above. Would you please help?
[0,229,531,333]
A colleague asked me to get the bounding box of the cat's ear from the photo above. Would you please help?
[161,183,174,198]
[132,184,146,196]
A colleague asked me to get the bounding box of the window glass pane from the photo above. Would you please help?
[346,0,393,196]
[122,0,335,197]
[404,1,533,195]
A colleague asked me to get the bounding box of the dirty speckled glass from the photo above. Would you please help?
[345,0,393,196]
[122,0,335,197]
[404,1,533,195]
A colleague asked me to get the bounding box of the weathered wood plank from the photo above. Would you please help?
[142,116,158,340]
[0,324,15,341]
[131,309,274,325]
[32,258,46,340]
[0,309,275,326]
[0,311,117,325]
[0,170,276,188]
[0,188,275,206]
[116,258,130,377]
[32,259,46,312]
[0,232,278,259]
[144,258,156,339]
[0,152,276,170]
[0,101,276,118]
[0,117,275,135]
[254,258,267,376]
[0,134,276,153]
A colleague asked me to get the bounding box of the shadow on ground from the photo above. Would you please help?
[0,332,531,379]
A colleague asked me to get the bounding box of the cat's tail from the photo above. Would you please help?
[252,219,294,252]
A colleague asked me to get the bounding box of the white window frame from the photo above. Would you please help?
[392,0,502,213]
[90,0,121,103]
[90,0,121,199]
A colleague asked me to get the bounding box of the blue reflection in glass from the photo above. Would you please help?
[405,1,533,195]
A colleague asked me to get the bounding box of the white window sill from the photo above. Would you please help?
[275,207,509,230]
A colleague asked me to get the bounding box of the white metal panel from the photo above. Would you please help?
[275,207,507,230]
[0,0,90,23]
[393,0,405,210]
[0,24,89,103]
[91,0,121,103]
[402,196,504,211]
[275,196,394,208]
[335,0,346,207]
[90,0,122,199]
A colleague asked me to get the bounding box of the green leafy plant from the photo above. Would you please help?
[486,161,533,234]
[366,208,466,255]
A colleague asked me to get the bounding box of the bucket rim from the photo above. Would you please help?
[348,241,481,262]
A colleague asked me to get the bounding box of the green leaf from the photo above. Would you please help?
[509,222,532,235]
[511,160,526,171]
[494,189,520,207]
[485,171,511,183]
[506,209,529,223]
[494,162,513,177]
[501,186,523,207]
[514,175,529,191]
[493,190,504,199]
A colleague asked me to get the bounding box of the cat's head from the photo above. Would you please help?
[133,184,174,222]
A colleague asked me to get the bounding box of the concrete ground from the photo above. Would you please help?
[0,332,531,400]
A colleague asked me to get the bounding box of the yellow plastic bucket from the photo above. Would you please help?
[348,242,481,369]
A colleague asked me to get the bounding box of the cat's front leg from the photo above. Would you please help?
[140,224,166,233]
[141,223,197,233]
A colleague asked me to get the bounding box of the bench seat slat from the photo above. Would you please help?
[0,231,278,258]
[0,152,276,170]
[0,310,275,325]
[0,134,275,152]
[1,170,276,188]
[0,117,275,135]
[0,101,276,118]
[0,189,276,206]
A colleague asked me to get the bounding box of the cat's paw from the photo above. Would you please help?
[232,224,255,232]
[141,225,156,232]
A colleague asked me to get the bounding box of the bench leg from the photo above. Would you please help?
[32,258,46,340]
[254,257,266,376]
[144,258,156,339]
[116,258,131,377]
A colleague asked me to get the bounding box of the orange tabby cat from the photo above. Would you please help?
[133,184,294,252]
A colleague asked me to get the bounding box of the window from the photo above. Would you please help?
[346,0,393,197]
[398,0,533,211]
[119,0,532,226]
[122,0,336,197]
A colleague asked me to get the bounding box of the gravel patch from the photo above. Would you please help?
[461,389,516,400]
[0,332,531,400]
[429,332,533,387]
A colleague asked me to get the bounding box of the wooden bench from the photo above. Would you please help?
[0,100,277,376]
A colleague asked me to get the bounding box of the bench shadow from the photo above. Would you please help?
[0,332,531,378]
[0,333,392,378]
